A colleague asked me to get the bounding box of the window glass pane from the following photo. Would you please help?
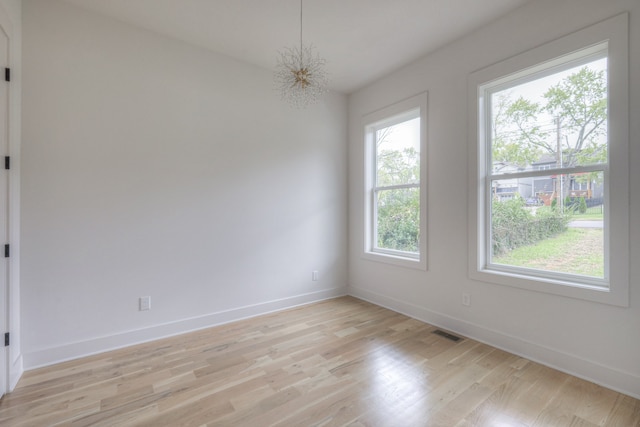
[376,117,420,186]
[490,172,604,278]
[490,58,607,173]
[376,187,419,253]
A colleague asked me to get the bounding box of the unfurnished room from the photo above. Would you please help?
[0,0,638,425]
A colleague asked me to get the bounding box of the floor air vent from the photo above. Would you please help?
[432,329,463,342]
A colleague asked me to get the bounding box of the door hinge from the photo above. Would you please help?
[4,156,9,170]
[4,68,9,82]
[4,332,8,346]
[4,244,9,258]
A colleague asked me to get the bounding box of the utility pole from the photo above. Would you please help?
[556,116,563,212]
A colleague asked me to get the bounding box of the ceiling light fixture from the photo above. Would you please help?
[275,0,328,108]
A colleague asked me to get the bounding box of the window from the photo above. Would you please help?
[488,52,608,280]
[364,93,427,269]
[468,14,629,306]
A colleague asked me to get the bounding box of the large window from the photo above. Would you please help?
[468,14,629,305]
[488,51,607,281]
[364,93,427,269]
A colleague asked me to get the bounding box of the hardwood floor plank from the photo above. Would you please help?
[571,378,619,425]
[1,296,638,426]
[605,395,640,427]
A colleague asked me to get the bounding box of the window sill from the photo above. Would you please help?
[363,250,427,271]
[469,266,627,307]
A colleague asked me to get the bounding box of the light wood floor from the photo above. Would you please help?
[1,297,639,426]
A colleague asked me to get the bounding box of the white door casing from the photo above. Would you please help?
[0,18,8,398]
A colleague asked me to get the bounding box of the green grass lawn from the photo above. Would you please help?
[493,227,604,277]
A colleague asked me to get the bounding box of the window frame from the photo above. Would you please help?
[363,93,428,270]
[467,14,629,306]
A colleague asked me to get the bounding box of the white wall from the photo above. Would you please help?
[348,0,640,398]
[21,0,347,367]
[20,0,639,400]
[0,0,21,392]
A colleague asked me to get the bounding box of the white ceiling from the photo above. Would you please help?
[61,0,530,93]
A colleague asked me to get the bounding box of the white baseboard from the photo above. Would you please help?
[9,354,22,392]
[24,287,346,370]
[348,285,640,400]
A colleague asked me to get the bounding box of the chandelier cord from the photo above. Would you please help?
[299,0,303,67]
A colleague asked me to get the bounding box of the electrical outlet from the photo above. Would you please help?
[139,296,151,311]
[462,293,471,307]
[312,270,319,281]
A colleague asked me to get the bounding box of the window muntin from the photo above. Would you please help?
[364,94,427,269]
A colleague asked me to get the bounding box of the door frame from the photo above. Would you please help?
[0,0,19,396]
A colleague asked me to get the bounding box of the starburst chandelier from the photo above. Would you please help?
[275,0,328,108]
